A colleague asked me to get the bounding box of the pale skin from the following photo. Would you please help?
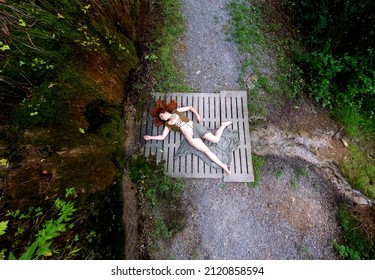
[144,106,233,175]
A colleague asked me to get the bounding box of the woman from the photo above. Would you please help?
[144,99,238,176]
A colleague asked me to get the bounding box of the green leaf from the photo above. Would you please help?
[0,220,9,236]
[0,249,6,260]
[0,158,7,166]
[20,240,38,260]
[18,19,27,27]
[79,128,85,134]
[65,187,76,198]
[36,242,52,257]
[0,44,10,51]
[9,252,17,260]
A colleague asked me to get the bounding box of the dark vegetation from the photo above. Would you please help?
[0,0,185,261]
[0,0,140,259]
[249,0,375,259]
[128,155,185,259]
[125,0,189,259]
[280,0,375,259]
[292,0,375,205]
[283,0,375,132]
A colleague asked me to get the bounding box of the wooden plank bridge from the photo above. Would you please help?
[140,91,254,182]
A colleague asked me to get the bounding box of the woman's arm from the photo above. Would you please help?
[177,106,201,122]
[144,126,170,141]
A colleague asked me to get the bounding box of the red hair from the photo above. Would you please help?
[151,99,177,127]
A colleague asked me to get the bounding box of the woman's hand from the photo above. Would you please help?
[190,106,201,122]
[144,127,170,141]
[144,135,152,141]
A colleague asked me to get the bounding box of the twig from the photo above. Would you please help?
[332,126,343,139]
[19,174,38,185]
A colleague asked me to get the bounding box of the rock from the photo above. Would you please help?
[341,138,349,147]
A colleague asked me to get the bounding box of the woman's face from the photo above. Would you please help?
[159,111,170,121]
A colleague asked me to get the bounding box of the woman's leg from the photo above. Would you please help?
[186,135,231,176]
[202,121,232,143]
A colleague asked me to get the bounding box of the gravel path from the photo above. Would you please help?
[176,0,241,92]
[152,0,342,260]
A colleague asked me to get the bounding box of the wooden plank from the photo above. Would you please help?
[225,91,252,182]
[196,95,204,175]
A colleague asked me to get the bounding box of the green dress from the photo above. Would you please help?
[174,123,240,170]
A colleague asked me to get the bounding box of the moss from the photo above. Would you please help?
[13,83,66,128]
[340,144,375,200]
[130,0,140,22]
[96,23,138,65]
[5,0,139,131]
[52,151,117,195]
[6,167,41,199]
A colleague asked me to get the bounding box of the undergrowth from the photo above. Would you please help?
[1,0,139,259]
[150,0,191,92]
[228,0,306,118]
[340,145,375,200]
[333,206,375,260]
[128,154,185,258]
[228,0,375,259]
[129,154,184,206]
[0,188,96,260]
[251,154,265,187]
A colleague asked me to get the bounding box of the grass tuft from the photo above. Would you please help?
[152,0,191,92]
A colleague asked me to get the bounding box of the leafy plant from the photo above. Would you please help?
[251,154,265,187]
[1,0,139,261]
[129,155,184,206]
[332,240,361,260]
[0,159,8,166]
[333,206,375,259]
[0,188,81,260]
[75,23,102,52]
[303,47,375,112]
[0,221,8,236]
[128,154,186,257]
[151,217,173,240]
[282,0,375,138]
[295,166,309,177]
[0,41,11,51]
